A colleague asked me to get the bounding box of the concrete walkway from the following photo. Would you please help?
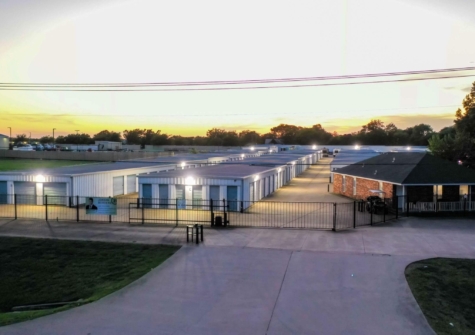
[264,158,349,202]
[2,217,475,334]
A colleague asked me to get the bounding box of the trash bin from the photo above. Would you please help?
[215,216,223,227]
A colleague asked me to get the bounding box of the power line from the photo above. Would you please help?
[0,68,473,91]
[3,104,461,117]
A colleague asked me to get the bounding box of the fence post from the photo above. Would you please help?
[210,199,215,226]
[45,195,48,221]
[76,195,79,222]
[332,203,336,231]
[240,201,243,213]
[14,194,17,220]
[464,198,467,216]
[353,201,356,229]
[223,199,227,226]
[195,224,199,244]
[175,198,179,227]
[406,196,409,217]
[141,198,145,225]
[200,224,204,242]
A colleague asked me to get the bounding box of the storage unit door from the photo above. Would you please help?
[175,185,186,209]
[159,184,168,208]
[192,186,202,208]
[142,184,152,208]
[209,186,220,203]
[113,176,124,196]
[44,183,67,205]
[0,181,7,204]
[227,186,238,211]
[126,175,136,194]
[14,182,36,204]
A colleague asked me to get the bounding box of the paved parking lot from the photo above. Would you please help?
[2,217,475,334]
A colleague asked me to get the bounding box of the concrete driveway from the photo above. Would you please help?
[3,217,475,334]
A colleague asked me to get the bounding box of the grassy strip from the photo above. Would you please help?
[0,237,179,326]
[0,159,92,171]
[405,258,475,335]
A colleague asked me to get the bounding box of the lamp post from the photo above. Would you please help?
[53,128,56,149]
[75,130,79,151]
[7,127,11,150]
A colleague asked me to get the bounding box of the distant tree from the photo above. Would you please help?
[93,130,122,142]
[123,129,144,145]
[405,124,434,145]
[15,134,28,143]
[39,136,54,144]
[222,131,239,146]
[430,81,475,168]
[270,124,301,144]
[238,130,261,146]
[358,119,387,145]
[206,128,227,145]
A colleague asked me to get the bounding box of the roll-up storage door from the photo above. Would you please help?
[126,175,136,194]
[176,185,186,209]
[113,176,124,196]
[192,186,202,209]
[209,186,220,203]
[14,182,36,204]
[159,184,168,208]
[227,186,238,211]
[142,184,152,208]
[44,183,67,205]
[0,181,7,204]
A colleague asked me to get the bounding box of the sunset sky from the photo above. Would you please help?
[1,0,475,138]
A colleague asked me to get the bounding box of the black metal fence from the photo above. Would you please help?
[0,195,401,230]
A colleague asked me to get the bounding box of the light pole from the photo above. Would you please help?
[7,127,11,150]
[53,128,56,148]
[29,132,31,144]
[75,130,79,151]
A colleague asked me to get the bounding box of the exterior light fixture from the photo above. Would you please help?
[354,145,360,150]
[180,162,186,168]
[292,162,296,165]
[185,176,195,185]
[36,175,46,182]
[254,175,259,181]
[278,168,281,172]
[240,154,245,158]
[312,145,317,150]
[458,160,463,165]
[250,146,255,151]
[406,146,411,151]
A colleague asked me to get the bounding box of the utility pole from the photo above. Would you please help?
[75,130,80,151]
[7,127,11,150]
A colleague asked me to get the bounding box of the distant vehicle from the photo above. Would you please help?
[12,144,34,151]
[333,148,341,157]
[365,196,388,214]
[322,148,329,157]
[32,143,44,151]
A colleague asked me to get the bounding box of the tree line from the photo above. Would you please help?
[14,122,440,147]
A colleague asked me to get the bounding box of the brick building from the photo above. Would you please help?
[333,152,475,209]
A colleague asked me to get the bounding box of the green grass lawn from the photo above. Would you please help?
[0,159,92,171]
[0,237,179,326]
[405,258,475,335]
